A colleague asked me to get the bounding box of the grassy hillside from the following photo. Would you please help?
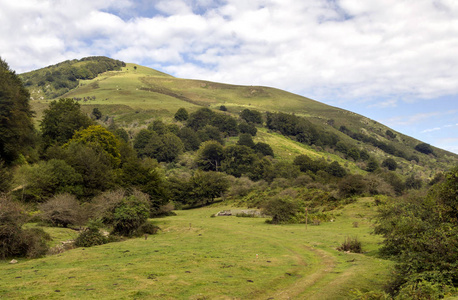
[23,58,458,180]
[0,198,393,299]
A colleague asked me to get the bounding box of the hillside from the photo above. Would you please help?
[21,57,458,179]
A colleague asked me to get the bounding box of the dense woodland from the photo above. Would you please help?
[1,56,458,299]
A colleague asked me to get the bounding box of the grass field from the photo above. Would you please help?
[0,198,393,299]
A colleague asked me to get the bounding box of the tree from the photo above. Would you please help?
[158,132,184,162]
[119,158,168,212]
[148,120,168,135]
[415,143,434,155]
[240,109,263,124]
[197,125,224,145]
[339,174,366,197]
[174,107,189,121]
[262,198,298,224]
[382,158,397,171]
[104,193,150,236]
[66,125,122,166]
[187,171,230,206]
[196,141,224,171]
[18,159,84,202]
[254,142,274,157]
[178,127,201,151]
[91,107,102,120]
[63,143,116,199]
[238,122,257,136]
[0,57,35,164]
[237,133,255,148]
[374,167,458,297]
[326,161,347,177]
[366,158,379,172]
[40,98,92,145]
[187,107,215,130]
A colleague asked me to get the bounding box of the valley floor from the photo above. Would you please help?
[0,198,393,299]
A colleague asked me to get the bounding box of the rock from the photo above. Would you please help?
[9,259,18,264]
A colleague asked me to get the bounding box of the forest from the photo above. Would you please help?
[1,56,458,299]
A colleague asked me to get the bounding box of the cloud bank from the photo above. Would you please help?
[2,0,458,105]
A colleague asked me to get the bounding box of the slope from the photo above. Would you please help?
[22,58,458,178]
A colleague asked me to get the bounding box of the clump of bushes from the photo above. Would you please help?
[39,193,87,228]
[0,196,50,259]
[74,221,108,247]
[337,236,362,253]
[92,189,152,237]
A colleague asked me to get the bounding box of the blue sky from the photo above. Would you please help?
[1,0,457,153]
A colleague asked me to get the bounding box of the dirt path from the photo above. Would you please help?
[260,245,337,300]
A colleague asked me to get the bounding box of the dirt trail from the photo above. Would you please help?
[262,245,337,300]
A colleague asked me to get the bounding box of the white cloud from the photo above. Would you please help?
[1,0,458,108]
[421,127,441,133]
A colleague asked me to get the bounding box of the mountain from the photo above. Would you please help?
[20,57,458,179]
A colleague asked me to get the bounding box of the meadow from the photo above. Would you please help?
[0,198,393,299]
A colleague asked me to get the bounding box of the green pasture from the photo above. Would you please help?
[1,198,393,299]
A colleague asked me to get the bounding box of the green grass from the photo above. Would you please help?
[0,198,393,299]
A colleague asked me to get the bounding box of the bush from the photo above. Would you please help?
[0,196,50,259]
[39,193,87,227]
[137,221,160,235]
[262,198,298,224]
[337,236,362,253]
[75,225,108,247]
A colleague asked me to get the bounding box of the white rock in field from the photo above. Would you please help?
[9,259,18,264]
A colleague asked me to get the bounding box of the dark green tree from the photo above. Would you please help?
[382,158,398,171]
[197,125,224,144]
[240,109,263,124]
[174,107,189,121]
[178,127,201,151]
[366,158,380,172]
[18,159,84,202]
[262,198,298,224]
[91,107,102,120]
[0,58,35,164]
[415,143,434,155]
[221,145,258,178]
[148,120,168,135]
[326,161,347,177]
[237,133,255,148]
[187,171,230,206]
[40,98,92,145]
[254,142,274,157]
[187,107,215,130]
[238,122,257,136]
[196,141,224,171]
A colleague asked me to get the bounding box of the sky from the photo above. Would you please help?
[1,0,458,154]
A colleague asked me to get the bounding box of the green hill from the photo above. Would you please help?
[20,57,458,180]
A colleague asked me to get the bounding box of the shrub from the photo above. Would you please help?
[262,198,298,224]
[94,190,150,236]
[337,236,362,253]
[137,221,160,235]
[75,224,108,247]
[0,196,50,259]
[39,193,87,227]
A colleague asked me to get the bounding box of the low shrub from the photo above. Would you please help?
[337,236,362,253]
[137,221,160,235]
[75,227,108,248]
